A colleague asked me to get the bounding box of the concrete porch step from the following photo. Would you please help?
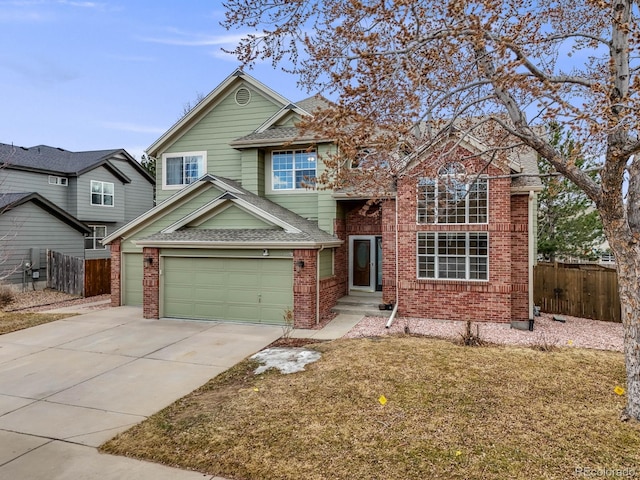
[332,294,393,318]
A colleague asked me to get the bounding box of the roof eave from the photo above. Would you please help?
[133,239,343,249]
[229,136,333,148]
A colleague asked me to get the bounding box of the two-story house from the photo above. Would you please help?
[104,69,541,328]
[0,144,154,286]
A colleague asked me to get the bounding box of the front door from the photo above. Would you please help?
[349,236,382,292]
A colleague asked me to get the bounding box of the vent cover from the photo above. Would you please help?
[235,87,251,106]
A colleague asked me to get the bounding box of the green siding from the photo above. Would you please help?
[319,248,334,279]
[162,256,293,324]
[121,186,224,253]
[123,253,143,306]
[76,166,125,223]
[264,192,318,221]
[156,82,283,203]
[196,204,275,229]
[241,149,260,194]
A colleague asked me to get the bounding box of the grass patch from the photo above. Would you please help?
[0,311,74,334]
[101,336,639,480]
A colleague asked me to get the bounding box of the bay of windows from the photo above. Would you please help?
[417,232,489,280]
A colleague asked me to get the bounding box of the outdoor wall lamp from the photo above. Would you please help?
[144,257,154,266]
[263,249,269,256]
[295,260,305,268]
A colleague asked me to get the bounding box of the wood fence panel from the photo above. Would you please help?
[533,262,621,322]
[84,258,111,297]
[47,250,84,296]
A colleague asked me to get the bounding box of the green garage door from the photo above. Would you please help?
[123,253,143,306]
[163,257,293,324]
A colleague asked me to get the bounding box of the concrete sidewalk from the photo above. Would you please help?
[0,306,283,479]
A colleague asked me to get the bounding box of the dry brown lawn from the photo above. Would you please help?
[101,336,640,480]
[0,311,73,334]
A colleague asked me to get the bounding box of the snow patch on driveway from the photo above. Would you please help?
[251,347,322,374]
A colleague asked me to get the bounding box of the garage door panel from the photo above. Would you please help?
[163,257,293,324]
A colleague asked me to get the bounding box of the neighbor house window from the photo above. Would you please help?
[162,151,206,189]
[48,175,68,186]
[85,225,107,250]
[417,162,488,224]
[271,150,316,190]
[417,232,488,280]
[90,181,114,206]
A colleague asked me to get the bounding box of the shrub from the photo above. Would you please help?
[0,284,14,309]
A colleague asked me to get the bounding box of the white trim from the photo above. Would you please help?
[267,149,318,194]
[48,175,68,186]
[90,180,115,207]
[161,151,207,190]
[416,231,490,282]
[134,239,342,249]
[348,235,377,292]
[85,225,107,250]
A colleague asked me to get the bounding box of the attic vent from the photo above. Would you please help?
[235,87,251,106]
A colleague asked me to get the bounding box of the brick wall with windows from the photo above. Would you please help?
[394,149,526,323]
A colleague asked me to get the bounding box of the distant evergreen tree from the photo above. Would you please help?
[537,124,604,262]
[140,154,156,178]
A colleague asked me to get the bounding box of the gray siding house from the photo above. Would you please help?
[0,143,155,287]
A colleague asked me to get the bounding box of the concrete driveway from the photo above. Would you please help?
[0,306,282,479]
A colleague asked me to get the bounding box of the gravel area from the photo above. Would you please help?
[345,312,624,352]
[3,289,111,312]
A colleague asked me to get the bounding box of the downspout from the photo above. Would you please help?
[316,245,325,326]
[528,190,535,329]
[386,196,400,328]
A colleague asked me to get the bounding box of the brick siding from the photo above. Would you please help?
[110,238,121,307]
[142,247,159,319]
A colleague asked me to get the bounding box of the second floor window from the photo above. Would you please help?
[163,152,206,188]
[91,180,114,206]
[417,162,488,224]
[272,150,316,190]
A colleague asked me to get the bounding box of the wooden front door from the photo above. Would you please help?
[353,238,372,287]
[349,236,381,292]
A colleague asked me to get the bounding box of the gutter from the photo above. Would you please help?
[528,190,535,321]
[386,196,400,328]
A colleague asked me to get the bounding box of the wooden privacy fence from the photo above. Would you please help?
[47,250,111,297]
[533,262,621,323]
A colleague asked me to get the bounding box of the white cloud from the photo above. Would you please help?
[138,28,248,47]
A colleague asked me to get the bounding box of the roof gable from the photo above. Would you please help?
[0,192,91,234]
[104,174,340,248]
[147,69,294,157]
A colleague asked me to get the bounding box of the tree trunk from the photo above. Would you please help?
[606,229,640,421]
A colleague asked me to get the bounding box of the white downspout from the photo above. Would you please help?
[316,245,325,325]
[528,190,535,321]
[386,197,400,328]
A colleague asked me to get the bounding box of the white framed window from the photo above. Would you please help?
[271,149,316,191]
[417,162,488,224]
[48,175,68,186]
[417,232,489,281]
[85,225,107,250]
[162,151,206,189]
[90,180,114,206]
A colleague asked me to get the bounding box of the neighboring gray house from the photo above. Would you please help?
[0,143,154,287]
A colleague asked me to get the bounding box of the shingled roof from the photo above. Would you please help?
[0,142,153,183]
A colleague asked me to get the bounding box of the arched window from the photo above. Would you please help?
[417,163,488,224]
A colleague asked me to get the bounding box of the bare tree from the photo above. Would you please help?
[223,0,640,420]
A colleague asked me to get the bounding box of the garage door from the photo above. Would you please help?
[123,253,143,306]
[163,257,293,324]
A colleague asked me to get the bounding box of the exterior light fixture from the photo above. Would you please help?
[263,249,269,256]
[144,257,154,266]
[296,260,305,268]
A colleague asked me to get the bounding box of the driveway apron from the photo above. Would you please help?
[0,306,282,479]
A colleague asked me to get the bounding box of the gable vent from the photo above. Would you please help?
[234,87,251,106]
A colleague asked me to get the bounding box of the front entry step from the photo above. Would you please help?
[332,294,392,318]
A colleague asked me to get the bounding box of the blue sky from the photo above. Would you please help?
[0,0,306,160]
